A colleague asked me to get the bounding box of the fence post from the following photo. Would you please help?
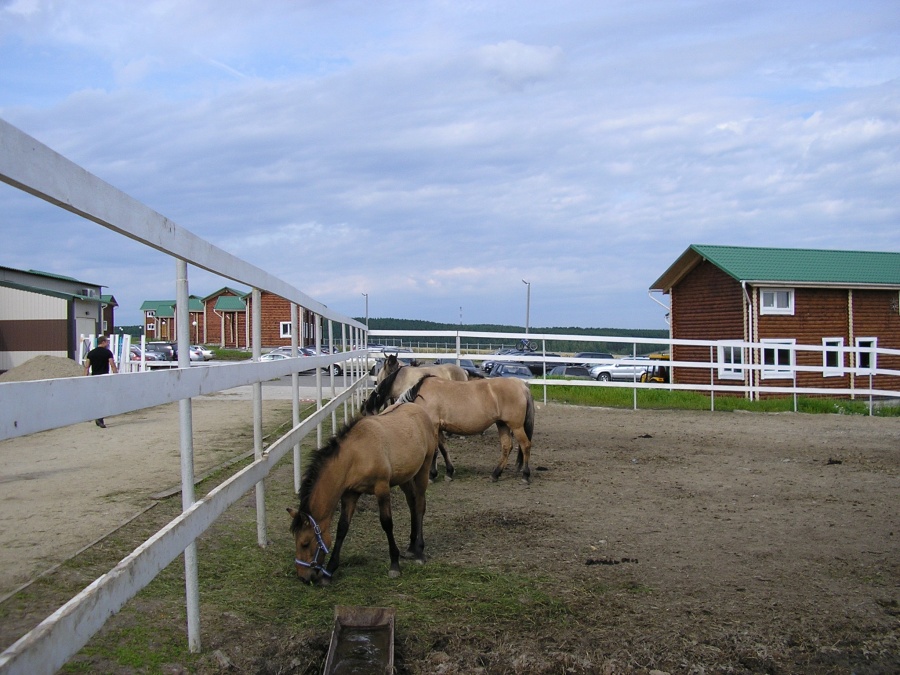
[251,287,267,548]
[710,345,715,412]
[291,303,301,494]
[175,259,201,652]
[633,342,638,411]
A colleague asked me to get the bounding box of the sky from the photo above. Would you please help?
[1,1,899,330]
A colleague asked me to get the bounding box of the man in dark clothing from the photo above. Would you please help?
[83,336,118,428]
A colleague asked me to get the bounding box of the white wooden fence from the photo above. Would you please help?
[0,118,371,674]
[370,329,900,413]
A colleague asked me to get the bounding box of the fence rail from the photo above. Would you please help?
[0,118,370,675]
[370,330,900,413]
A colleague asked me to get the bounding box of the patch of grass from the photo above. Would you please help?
[535,383,900,416]
[209,347,251,361]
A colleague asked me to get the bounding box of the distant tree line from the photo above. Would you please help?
[356,318,669,355]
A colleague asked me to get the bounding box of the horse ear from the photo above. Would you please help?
[286,507,299,519]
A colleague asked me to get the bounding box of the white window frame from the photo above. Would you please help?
[761,338,795,379]
[716,341,745,380]
[146,310,156,318]
[855,337,877,375]
[821,338,845,377]
[279,321,292,339]
[760,288,794,315]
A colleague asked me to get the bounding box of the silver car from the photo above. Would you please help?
[589,357,649,382]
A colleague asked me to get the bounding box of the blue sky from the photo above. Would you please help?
[2,1,898,329]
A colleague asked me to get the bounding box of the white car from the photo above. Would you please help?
[190,345,213,361]
[589,357,650,382]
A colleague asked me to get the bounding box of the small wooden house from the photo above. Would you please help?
[143,288,318,350]
[140,296,205,343]
[650,245,900,397]
[0,266,109,372]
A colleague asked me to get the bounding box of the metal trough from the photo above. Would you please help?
[322,605,395,675]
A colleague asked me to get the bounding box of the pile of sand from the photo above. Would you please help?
[0,355,85,383]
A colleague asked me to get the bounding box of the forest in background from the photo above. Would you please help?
[358,317,669,355]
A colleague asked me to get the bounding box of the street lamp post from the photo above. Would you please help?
[362,292,369,333]
[522,279,531,335]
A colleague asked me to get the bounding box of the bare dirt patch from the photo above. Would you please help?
[2,401,899,673]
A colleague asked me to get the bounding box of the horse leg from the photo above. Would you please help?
[375,484,403,578]
[430,432,454,482]
[491,422,515,482]
[398,475,427,563]
[511,426,532,484]
[324,492,359,581]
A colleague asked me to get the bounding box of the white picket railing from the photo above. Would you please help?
[370,329,900,413]
[0,118,370,674]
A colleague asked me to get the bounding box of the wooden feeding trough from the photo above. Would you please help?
[322,606,395,675]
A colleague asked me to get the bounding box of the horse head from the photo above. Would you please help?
[287,507,334,585]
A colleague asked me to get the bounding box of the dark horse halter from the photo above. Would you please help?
[294,513,333,579]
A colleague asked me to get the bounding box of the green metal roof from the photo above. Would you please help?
[652,245,900,291]
[141,297,204,314]
[214,295,247,311]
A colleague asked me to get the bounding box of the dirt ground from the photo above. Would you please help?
[0,385,295,599]
[1,384,899,672]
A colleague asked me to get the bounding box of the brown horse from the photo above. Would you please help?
[391,375,535,483]
[363,359,472,480]
[364,358,470,415]
[287,403,438,584]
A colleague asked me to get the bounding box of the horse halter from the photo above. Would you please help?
[294,513,333,579]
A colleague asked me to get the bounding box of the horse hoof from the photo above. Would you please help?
[444,475,453,482]
[389,570,401,579]
[414,558,425,565]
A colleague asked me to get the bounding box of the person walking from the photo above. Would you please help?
[83,335,118,428]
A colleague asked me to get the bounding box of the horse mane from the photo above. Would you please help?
[397,373,436,405]
[364,365,405,414]
[291,417,363,533]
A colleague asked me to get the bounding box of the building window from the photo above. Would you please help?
[146,310,156,318]
[280,322,292,338]
[855,337,877,375]
[822,338,845,377]
[760,288,794,315]
[716,341,745,380]
[761,339,795,379]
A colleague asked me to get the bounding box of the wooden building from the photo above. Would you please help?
[0,266,110,372]
[140,297,205,343]
[650,245,900,397]
[141,288,317,350]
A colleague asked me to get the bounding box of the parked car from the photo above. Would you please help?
[147,341,176,360]
[571,351,614,366]
[433,357,481,378]
[191,345,213,361]
[589,357,650,382]
[330,346,387,376]
[481,349,560,375]
[547,365,593,379]
[258,352,291,362]
[129,345,160,361]
[487,363,534,379]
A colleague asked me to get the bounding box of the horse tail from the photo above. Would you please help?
[524,386,535,441]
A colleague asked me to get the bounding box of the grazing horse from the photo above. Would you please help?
[365,358,470,415]
[392,375,535,483]
[287,403,438,584]
[363,360,471,480]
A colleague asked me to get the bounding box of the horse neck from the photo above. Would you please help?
[304,456,349,526]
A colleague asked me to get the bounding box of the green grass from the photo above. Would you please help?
[534,381,900,416]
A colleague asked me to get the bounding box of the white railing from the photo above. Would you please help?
[0,119,371,674]
[370,330,900,413]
